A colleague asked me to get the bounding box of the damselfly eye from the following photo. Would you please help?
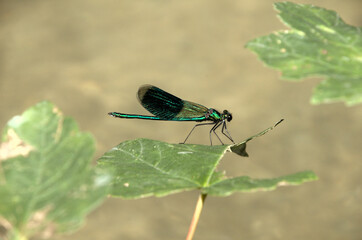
[227,113,232,122]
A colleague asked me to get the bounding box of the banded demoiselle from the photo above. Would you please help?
[108,84,235,145]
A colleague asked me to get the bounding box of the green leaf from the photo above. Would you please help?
[204,171,318,196]
[246,2,362,105]
[98,120,317,199]
[0,101,111,238]
[98,139,229,198]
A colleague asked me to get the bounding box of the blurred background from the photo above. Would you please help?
[0,0,361,239]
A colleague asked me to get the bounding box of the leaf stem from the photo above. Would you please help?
[186,193,207,240]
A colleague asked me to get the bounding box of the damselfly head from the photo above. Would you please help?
[222,110,233,122]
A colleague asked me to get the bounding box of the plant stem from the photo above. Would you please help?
[186,193,207,240]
